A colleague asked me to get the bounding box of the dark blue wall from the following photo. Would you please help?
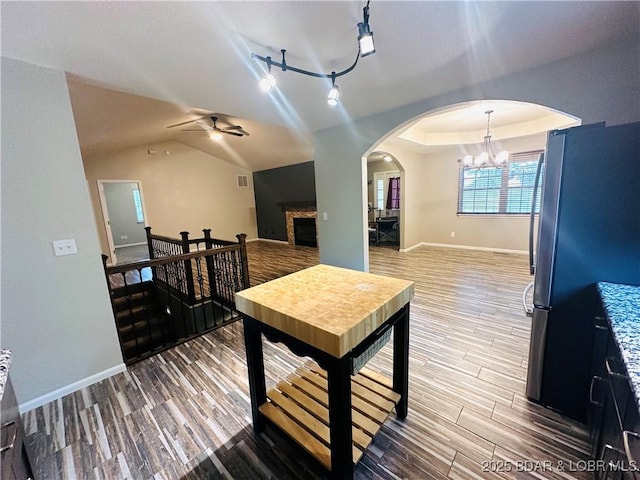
[253,162,316,241]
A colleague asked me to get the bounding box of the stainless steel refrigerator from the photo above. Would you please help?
[524,121,640,421]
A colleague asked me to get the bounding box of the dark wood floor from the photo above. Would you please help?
[23,241,590,479]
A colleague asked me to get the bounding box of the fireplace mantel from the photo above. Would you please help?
[278,201,316,212]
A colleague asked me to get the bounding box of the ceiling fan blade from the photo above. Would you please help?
[222,131,243,137]
[222,125,243,131]
[167,117,208,128]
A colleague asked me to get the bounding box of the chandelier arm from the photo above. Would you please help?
[251,47,361,80]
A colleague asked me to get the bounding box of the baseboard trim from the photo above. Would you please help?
[255,238,289,245]
[399,243,423,253]
[115,242,147,249]
[19,362,127,413]
[421,242,528,255]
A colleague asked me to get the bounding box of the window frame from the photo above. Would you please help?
[132,188,145,224]
[373,170,400,213]
[457,150,544,216]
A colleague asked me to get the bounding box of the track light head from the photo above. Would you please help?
[259,56,276,92]
[259,73,276,92]
[327,73,339,106]
[358,2,375,57]
[327,85,340,106]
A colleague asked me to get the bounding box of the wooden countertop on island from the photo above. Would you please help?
[234,264,414,358]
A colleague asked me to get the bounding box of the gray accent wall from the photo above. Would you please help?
[253,161,316,241]
[1,58,124,406]
[314,37,640,271]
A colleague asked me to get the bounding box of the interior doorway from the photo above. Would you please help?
[366,152,401,249]
[97,179,148,265]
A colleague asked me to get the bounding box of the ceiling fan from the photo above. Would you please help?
[167,115,249,137]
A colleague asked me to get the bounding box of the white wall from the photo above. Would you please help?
[314,38,640,270]
[84,141,258,256]
[1,58,124,408]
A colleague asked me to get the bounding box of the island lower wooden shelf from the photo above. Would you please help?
[258,362,400,471]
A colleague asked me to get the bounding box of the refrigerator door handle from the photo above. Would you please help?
[526,308,548,401]
[529,152,545,275]
[522,281,534,317]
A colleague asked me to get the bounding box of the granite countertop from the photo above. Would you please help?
[0,349,11,401]
[597,282,640,410]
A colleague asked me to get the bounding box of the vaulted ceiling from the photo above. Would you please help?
[2,1,638,170]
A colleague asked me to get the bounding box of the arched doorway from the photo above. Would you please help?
[362,100,580,255]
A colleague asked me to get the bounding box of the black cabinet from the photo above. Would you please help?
[589,315,610,458]
[623,398,640,479]
[1,375,33,480]
[589,314,640,479]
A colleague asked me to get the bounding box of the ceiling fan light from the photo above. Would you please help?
[327,85,340,106]
[209,131,223,141]
[259,73,276,92]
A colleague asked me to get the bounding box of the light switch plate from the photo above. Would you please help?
[53,239,78,256]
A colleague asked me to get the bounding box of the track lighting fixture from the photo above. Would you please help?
[251,1,375,106]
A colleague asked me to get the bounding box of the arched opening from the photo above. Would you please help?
[362,100,580,256]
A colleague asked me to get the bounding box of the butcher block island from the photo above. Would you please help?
[235,264,415,479]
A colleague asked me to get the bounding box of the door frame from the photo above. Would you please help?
[97,179,149,265]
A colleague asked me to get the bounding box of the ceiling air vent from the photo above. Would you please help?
[237,175,248,187]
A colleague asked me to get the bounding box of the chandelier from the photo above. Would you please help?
[251,1,375,107]
[463,110,509,167]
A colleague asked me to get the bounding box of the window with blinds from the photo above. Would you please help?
[457,150,544,215]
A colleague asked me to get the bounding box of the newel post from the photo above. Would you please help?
[180,231,196,302]
[101,254,113,295]
[202,228,213,250]
[203,228,218,300]
[144,226,155,260]
[236,233,250,289]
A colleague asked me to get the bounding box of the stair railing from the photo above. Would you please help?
[103,233,250,364]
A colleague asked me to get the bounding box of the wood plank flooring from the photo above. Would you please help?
[22,241,590,479]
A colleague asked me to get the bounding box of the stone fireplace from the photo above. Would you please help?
[285,208,318,247]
